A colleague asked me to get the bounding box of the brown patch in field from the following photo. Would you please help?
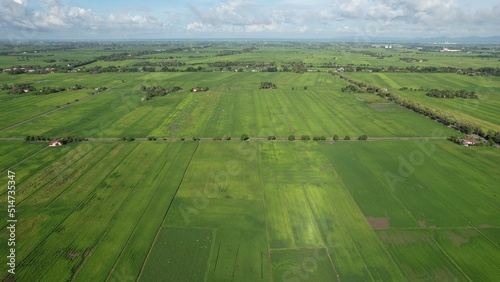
[320,164,333,171]
[378,229,434,245]
[418,220,427,228]
[366,217,390,229]
[67,251,80,260]
[447,232,470,247]
[479,224,493,228]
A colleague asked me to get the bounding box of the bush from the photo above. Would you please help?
[267,136,276,141]
[241,134,249,141]
[333,134,339,141]
[344,135,351,140]
[288,135,295,141]
[301,135,311,141]
[358,135,368,141]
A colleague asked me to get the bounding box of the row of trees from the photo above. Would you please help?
[132,61,185,67]
[25,135,86,143]
[426,89,478,99]
[338,74,500,144]
[330,65,500,76]
[215,48,256,57]
[208,61,272,69]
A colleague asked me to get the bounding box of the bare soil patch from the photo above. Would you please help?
[366,217,390,229]
[418,220,427,228]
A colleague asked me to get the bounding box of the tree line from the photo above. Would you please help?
[1,83,84,95]
[25,135,86,143]
[426,89,478,99]
[140,85,182,101]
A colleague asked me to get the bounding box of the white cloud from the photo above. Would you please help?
[13,0,27,6]
[0,0,498,39]
[0,0,170,38]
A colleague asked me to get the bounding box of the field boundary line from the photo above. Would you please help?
[258,143,274,281]
[136,141,200,281]
[373,226,500,230]
[270,247,333,251]
[205,229,218,281]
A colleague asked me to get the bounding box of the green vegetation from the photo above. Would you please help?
[426,89,478,99]
[0,41,499,282]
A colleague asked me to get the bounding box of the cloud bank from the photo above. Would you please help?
[1,0,498,39]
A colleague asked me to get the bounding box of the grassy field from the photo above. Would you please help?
[0,41,499,281]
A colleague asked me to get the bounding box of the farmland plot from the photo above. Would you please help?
[140,227,214,282]
[346,72,500,132]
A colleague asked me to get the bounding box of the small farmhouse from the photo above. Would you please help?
[463,139,475,147]
[49,140,62,147]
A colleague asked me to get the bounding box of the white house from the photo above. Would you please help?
[49,140,62,147]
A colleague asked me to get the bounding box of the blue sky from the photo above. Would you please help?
[1,0,499,40]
